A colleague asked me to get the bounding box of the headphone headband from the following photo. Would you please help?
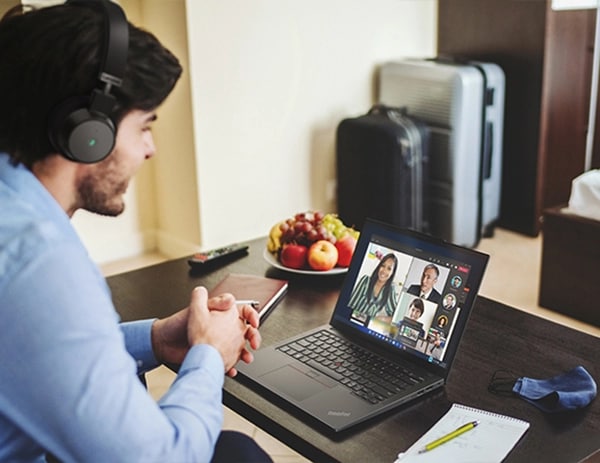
[98,1,128,86]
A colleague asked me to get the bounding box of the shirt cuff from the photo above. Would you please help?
[179,343,224,379]
[120,319,160,374]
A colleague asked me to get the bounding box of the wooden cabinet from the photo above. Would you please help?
[539,207,600,326]
[438,0,600,236]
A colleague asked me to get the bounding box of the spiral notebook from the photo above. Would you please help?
[395,403,530,462]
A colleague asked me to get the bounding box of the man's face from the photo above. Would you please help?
[408,305,422,320]
[76,110,157,216]
[420,267,438,292]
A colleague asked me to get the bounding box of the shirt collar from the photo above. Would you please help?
[0,153,77,239]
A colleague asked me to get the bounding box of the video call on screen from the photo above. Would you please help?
[345,234,472,367]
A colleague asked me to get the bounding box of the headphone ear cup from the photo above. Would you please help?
[48,96,116,163]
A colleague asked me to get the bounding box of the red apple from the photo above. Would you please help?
[335,235,357,267]
[307,240,338,271]
[279,244,308,269]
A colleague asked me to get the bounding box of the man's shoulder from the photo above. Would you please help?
[429,289,442,302]
[0,202,65,249]
[0,201,78,290]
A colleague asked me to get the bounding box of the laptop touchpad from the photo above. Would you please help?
[260,365,333,402]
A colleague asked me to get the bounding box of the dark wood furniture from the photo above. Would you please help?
[108,238,599,463]
[438,0,600,236]
[539,206,600,327]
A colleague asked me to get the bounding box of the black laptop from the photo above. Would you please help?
[236,219,488,432]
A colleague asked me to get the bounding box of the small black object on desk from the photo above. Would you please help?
[187,243,249,273]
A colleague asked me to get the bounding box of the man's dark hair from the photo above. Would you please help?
[0,3,182,167]
[409,298,424,316]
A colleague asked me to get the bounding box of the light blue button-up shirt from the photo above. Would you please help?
[0,153,224,462]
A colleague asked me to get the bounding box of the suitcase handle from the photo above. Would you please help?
[482,121,493,179]
[368,103,408,118]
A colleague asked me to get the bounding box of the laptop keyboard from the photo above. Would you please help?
[277,329,426,404]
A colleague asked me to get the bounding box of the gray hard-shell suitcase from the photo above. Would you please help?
[378,57,505,248]
[336,104,430,232]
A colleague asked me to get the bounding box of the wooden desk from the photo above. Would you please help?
[108,238,600,463]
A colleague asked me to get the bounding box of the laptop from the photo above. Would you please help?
[236,219,489,432]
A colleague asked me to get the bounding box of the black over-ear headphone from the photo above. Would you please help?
[48,0,129,163]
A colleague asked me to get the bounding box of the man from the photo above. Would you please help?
[406,263,442,304]
[406,298,425,321]
[443,293,457,311]
[0,2,270,462]
[393,298,426,343]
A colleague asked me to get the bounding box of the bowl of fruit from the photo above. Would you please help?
[265,211,359,274]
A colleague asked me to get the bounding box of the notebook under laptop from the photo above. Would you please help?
[236,219,489,432]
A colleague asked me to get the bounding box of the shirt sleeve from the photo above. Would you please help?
[120,319,160,374]
[0,241,224,463]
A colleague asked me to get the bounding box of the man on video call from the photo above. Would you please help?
[406,263,442,304]
[0,1,271,462]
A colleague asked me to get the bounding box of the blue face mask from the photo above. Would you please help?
[489,366,597,413]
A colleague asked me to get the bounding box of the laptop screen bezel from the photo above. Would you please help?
[329,218,489,380]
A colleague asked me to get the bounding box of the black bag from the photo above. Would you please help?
[336,104,430,232]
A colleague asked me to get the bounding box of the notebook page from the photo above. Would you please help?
[395,403,530,463]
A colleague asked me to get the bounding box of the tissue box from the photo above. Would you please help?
[539,206,600,326]
[567,169,600,221]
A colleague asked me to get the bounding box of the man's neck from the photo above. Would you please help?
[31,154,80,217]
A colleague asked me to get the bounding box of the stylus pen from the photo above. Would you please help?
[235,300,260,309]
[418,420,479,453]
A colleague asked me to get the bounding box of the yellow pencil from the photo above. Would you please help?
[418,420,479,453]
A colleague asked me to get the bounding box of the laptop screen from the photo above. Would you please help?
[331,219,488,374]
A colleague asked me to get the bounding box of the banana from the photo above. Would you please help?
[267,221,284,253]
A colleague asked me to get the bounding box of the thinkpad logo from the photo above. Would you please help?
[327,410,351,417]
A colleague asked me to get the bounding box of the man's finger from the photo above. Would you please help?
[238,304,260,328]
[190,286,209,311]
[239,348,254,365]
[245,326,261,350]
[207,293,235,311]
[187,286,210,344]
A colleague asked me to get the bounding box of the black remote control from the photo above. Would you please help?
[187,243,249,270]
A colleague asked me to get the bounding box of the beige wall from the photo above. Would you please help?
[24,0,438,263]
[187,0,437,250]
[0,0,17,12]
[136,0,200,258]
